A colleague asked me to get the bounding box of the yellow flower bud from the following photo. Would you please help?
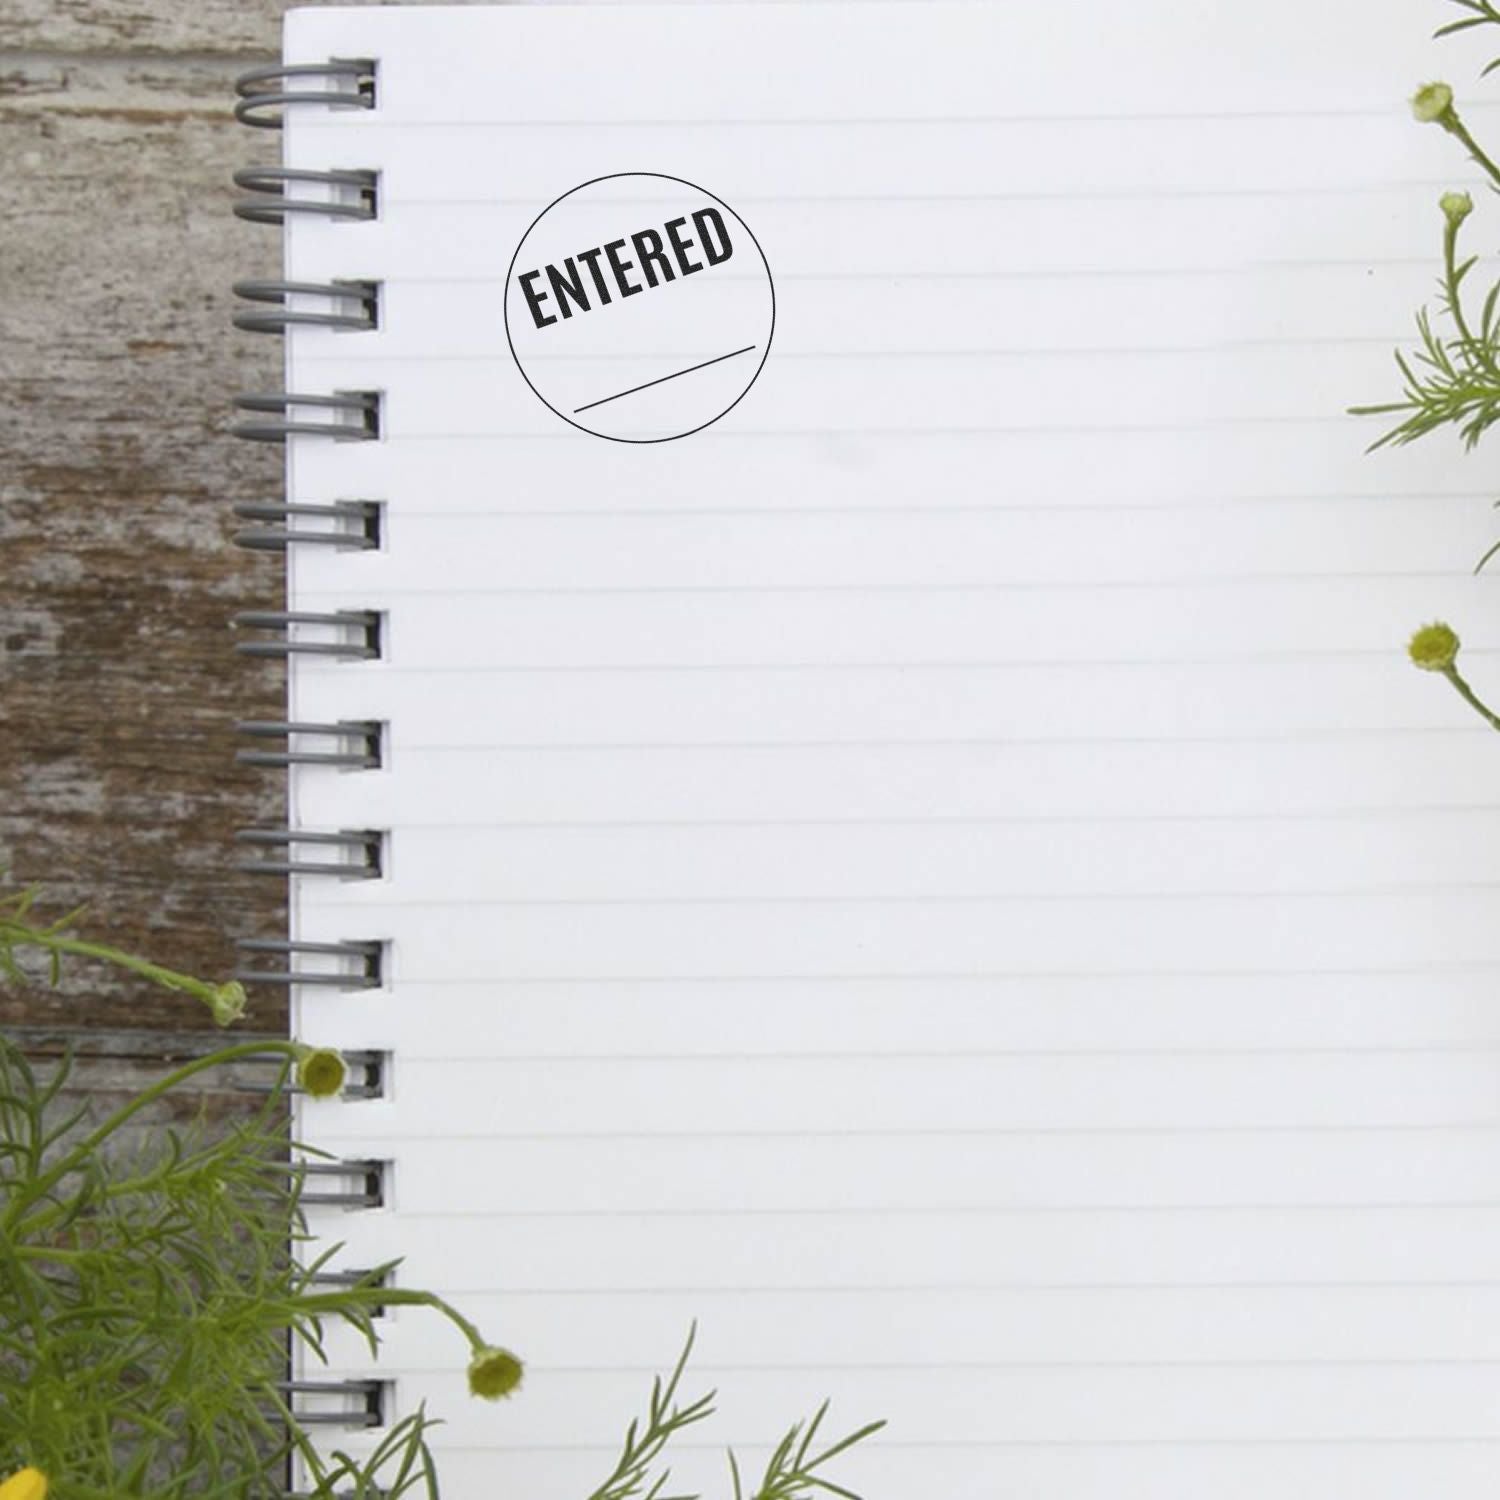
[1411,81,1456,125]
[294,1045,347,1099]
[208,981,247,1027]
[0,1469,48,1500]
[1408,621,1460,671]
[1441,190,1474,226]
[467,1345,524,1400]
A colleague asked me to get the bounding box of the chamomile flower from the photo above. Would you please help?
[293,1044,347,1099]
[467,1345,525,1400]
[1408,621,1460,672]
[208,981,247,1027]
[0,1469,47,1500]
[1412,81,1456,125]
[1441,190,1473,226]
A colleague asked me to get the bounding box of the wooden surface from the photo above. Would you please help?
[2,1,549,1044]
[4,1025,294,1164]
[0,0,643,55]
[0,12,293,1038]
[1,2,638,1051]
[1,4,286,54]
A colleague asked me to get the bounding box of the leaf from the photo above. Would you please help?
[1474,535,1500,573]
[803,1419,887,1472]
[583,1326,714,1500]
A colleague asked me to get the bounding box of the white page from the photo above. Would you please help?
[272,3,1500,1494]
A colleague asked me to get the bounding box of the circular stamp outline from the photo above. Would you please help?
[503,172,776,444]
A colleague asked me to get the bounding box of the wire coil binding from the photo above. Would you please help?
[235,827,384,879]
[235,720,383,769]
[232,500,382,551]
[237,1046,386,1096]
[277,1379,385,1427]
[307,1266,392,1293]
[235,59,377,128]
[232,57,390,1450]
[296,1159,387,1209]
[233,279,379,334]
[233,166,378,224]
[235,938,385,989]
[231,609,382,659]
[233,391,380,443]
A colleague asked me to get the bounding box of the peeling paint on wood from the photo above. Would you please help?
[2,0,559,1047]
[0,0,523,60]
[2,51,291,1034]
[0,2,283,55]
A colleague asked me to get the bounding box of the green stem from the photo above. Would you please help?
[0,1215,48,1350]
[291,1287,486,1350]
[1443,109,1500,193]
[1443,663,1500,730]
[12,1244,93,1264]
[50,1481,129,1500]
[1443,219,1479,346]
[0,924,233,1013]
[1,1041,300,1236]
[257,1383,332,1495]
[1440,214,1500,381]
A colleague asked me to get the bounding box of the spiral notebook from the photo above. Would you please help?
[228,3,1500,1496]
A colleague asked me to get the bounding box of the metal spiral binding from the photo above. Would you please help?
[307,1266,393,1294]
[231,609,382,659]
[235,828,384,879]
[234,938,384,989]
[233,58,390,1464]
[232,500,382,552]
[233,279,379,334]
[234,59,377,129]
[237,1047,385,1096]
[303,1265,393,1323]
[233,166,379,224]
[235,720,383,769]
[278,1380,385,1427]
[297,1159,388,1209]
[233,390,381,443]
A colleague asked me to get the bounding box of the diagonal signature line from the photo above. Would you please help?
[573,345,758,414]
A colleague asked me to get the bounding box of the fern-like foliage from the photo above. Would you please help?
[585,1327,885,1500]
[1351,203,1500,451]
[1436,0,1500,70]
[728,1402,886,1500]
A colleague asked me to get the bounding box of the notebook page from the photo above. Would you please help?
[274,3,1500,1495]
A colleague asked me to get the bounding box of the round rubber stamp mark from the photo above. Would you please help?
[504,173,774,443]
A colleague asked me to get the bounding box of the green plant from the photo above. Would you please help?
[0,891,884,1498]
[1350,183,1500,454]
[585,1326,884,1500]
[0,886,521,1499]
[1352,0,1500,727]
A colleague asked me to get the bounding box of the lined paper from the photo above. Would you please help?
[277,4,1500,1495]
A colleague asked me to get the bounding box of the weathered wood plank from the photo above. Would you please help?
[0,0,510,60]
[0,2,283,57]
[1,57,291,1034]
[0,0,611,61]
[7,1025,290,1117]
[5,1025,295,1183]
